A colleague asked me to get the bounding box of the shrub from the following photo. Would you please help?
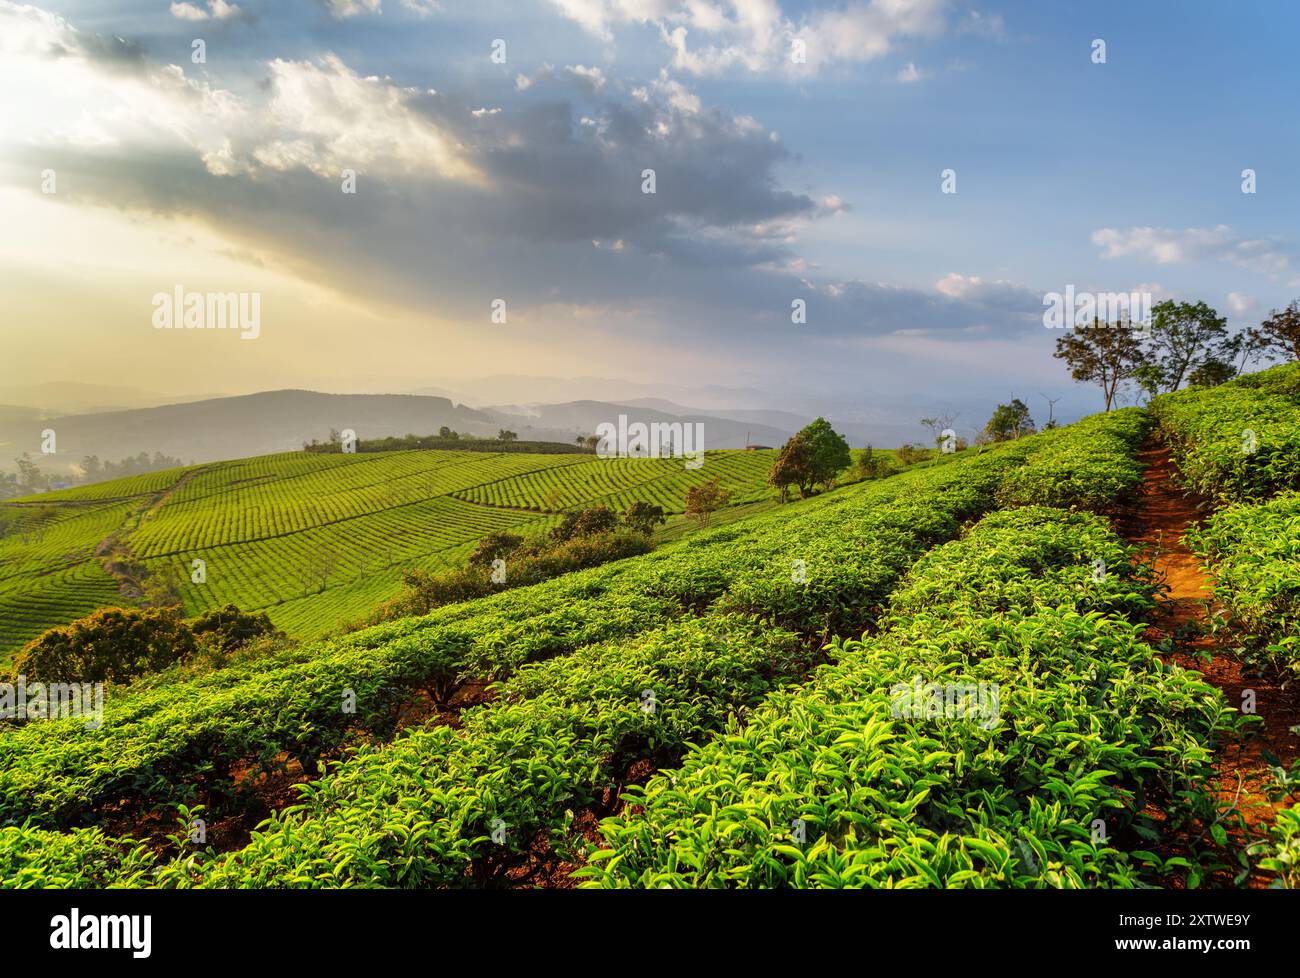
[187,604,283,654]
[894,443,929,466]
[467,532,524,569]
[12,607,196,685]
[373,530,656,622]
[685,477,731,525]
[623,501,667,535]
[857,445,898,480]
[550,506,621,543]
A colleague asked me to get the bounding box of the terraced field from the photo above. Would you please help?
[0,448,789,660]
[455,450,778,513]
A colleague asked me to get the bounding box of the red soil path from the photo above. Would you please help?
[1122,441,1300,887]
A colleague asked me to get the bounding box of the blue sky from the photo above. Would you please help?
[2,0,1297,431]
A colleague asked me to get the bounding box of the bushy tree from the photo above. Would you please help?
[857,444,897,481]
[468,531,524,568]
[984,399,1035,441]
[623,501,666,534]
[550,505,620,543]
[13,607,197,684]
[769,418,850,499]
[497,429,518,442]
[768,432,815,500]
[141,563,183,608]
[1144,299,1235,392]
[14,454,47,494]
[188,604,282,654]
[801,418,852,489]
[895,443,929,466]
[1187,358,1237,388]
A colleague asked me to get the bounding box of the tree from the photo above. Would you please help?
[623,501,666,535]
[800,418,852,489]
[188,604,282,654]
[468,531,524,569]
[1053,318,1146,411]
[13,607,196,684]
[919,412,958,449]
[1246,300,1300,363]
[769,419,852,499]
[1144,300,1234,392]
[984,399,1035,441]
[685,477,731,526]
[1131,361,1165,406]
[550,506,620,543]
[14,453,47,493]
[497,429,518,442]
[303,547,340,595]
[438,426,458,440]
[768,432,816,501]
[141,563,183,608]
[1187,358,1237,388]
[857,444,897,481]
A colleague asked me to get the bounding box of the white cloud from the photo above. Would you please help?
[170,0,242,21]
[1226,291,1255,315]
[549,0,955,77]
[252,55,481,181]
[0,5,479,184]
[934,273,1036,309]
[322,0,382,18]
[1091,224,1296,282]
[170,3,209,21]
[0,3,245,157]
[565,64,607,92]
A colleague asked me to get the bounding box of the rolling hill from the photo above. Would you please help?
[0,444,785,659]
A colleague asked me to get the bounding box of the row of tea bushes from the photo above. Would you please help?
[579,508,1235,888]
[1149,363,1300,502]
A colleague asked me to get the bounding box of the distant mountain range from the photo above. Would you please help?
[0,390,824,477]
[0,381,226,415]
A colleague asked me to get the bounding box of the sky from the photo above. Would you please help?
[1,0,1298,426]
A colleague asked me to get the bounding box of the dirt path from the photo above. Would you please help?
[1122,441,1300,887]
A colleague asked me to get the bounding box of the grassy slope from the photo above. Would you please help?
[0,446,913,661]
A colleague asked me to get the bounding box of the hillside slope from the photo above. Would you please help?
[0,446,782,658]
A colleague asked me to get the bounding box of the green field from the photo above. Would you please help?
[0,447,787,659]
[4,371,1298,889]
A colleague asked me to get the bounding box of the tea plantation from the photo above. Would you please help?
[0,447,782,661]
[2,365,1299,888]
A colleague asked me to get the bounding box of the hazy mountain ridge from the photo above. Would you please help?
[0,390,815,477]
